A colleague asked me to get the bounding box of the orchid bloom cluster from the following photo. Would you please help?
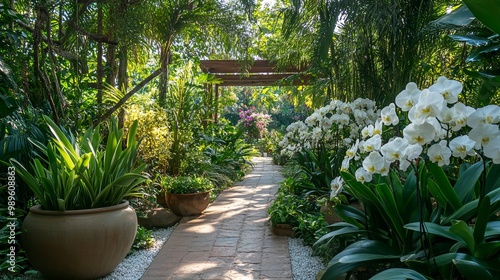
[238,107,271,138]
[330,76,500,199]
[279,98,379,156]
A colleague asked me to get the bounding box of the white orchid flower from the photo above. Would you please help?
[469,123,500,149]
[362,151,385,174]
[341,157,350,172]
[428,76,463,104]
[403,122,435,145]
[484,136,500,164]
[372,120,383,136]
[408,89,446,124]
[361,125,374,139]
[330,177,344,198]
[364,134,382,152]
[440,103,475,131]
[346,139,360,159]
[467,104,500,128]
[396,82,421,111]
[321,116,333,130]
[355,167,372,183]
[428,140,452,166]
[449,135,476,158]
[380,137,409,163]
[381,103,399,126]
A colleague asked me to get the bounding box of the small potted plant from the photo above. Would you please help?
[10,116,147,279]
[267,192,303,237]
[162,175,214,216]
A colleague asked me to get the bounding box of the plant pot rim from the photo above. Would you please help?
[29,200,130,215]
[166,190,211,196]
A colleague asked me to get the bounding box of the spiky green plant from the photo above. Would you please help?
[10,116,147,211]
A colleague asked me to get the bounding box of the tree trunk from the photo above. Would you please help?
[117,46,128,128]
[106,45,117,86]
[33,6,59,124]
[97,2,103,105]
[158,41,172,107]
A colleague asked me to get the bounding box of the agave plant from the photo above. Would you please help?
[10,116,148,211]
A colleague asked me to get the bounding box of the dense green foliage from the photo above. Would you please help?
[162,175,214,195]
[2,0,500,277]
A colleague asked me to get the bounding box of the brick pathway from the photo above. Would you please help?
[141,157,292,280]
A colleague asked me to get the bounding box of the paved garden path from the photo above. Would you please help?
[142,157,292,280]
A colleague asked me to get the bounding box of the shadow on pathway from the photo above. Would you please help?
[141,157,292,280]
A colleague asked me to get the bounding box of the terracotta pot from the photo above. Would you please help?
[22,201,137,280]
[165,191,210,216]
[156,190,168,208]
[272,223,295,237]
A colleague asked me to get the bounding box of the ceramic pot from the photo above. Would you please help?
[22,201,137,280]
[165,191,210,216]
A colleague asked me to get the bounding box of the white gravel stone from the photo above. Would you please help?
[288,237,326,280]
[99,225,176,280]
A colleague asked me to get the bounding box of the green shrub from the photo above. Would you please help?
[129,225,154,254]
[162,175,214,194]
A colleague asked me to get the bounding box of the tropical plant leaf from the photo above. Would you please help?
[473,196,490,246]
[464,0,500,35]
[314,224,361,247]
[428,163,462,211]
[339,253,400,263]
[453,259,495,280]
[405,222,462,244]
[449,221,475,253]
[322,240,400,280]
[449,34,490,46]
[333,203,366,228]
[486,164,500,194]
[431,4,475,27]
[369,268,429,280]
[455,161,484,204]
[375,183,406,242]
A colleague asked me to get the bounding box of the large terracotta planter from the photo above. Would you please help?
[166,191,210,216]
[22,201,137,280]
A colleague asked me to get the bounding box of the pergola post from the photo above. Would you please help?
[214,84,219,124]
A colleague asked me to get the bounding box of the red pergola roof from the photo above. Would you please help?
[199,60,310,86]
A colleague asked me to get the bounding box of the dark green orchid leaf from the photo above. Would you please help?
[369,268,428,280]
[454,259,495,280]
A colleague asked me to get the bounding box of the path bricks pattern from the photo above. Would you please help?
[142,157,292,280]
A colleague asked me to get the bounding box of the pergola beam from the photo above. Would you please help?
[199,60,309,87]
[200,60,305,74]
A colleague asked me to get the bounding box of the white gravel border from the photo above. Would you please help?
[99,225,176,280]
[288,237,326,280]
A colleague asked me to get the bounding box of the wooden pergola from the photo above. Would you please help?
[199,60,309,123]
[199,60,309,86]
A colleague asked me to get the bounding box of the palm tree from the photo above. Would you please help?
[276,0,444,106]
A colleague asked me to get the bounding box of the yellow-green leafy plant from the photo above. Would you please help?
[125,104,172,174]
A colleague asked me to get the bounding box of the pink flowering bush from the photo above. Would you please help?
[238,107,271,140]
